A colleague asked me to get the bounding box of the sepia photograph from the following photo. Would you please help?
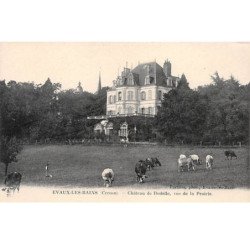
[0,42,249,202]
[0,1,249,250]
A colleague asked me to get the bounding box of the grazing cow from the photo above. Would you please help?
[135,160,148,183]
[102,168,114,187]
[145,157,162,170]
[179,154,186,160]
[145,158,155,170]
[151,157,162,167]
[2,172,22,195]
[189,154,201,165]
[225,150,237,160]
[178,155,195,172]
[206,155,213,170]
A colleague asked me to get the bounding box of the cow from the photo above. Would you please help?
[102,168,114,187]
[145,157,162,170]
[2,172,22,195]
[151,157,162,167]
[135,160,148,183]
[189,154,201,165]
[179,154,187,160]
[225,150,237,160]
[206,155,213,170]
[145,158,155,170]
[178,155,195,172]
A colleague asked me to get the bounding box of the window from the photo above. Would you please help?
[119,122,128,137]
[127,106,133,114]
[128,75,134,85]
[148,107,153,114]
[167,78,172,86]
[117,106,122,114]
[158,90,162,100]
[145,76,150,85]
[141,108,145,114]
[109,95,113,104]
[141,91,146,100]
[127,91,133,101]
[118,92,122,101]
[148,90,152,100]
[150,77,154,84]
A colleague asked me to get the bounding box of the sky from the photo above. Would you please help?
[0,42,250,93]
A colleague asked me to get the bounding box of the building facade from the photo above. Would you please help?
[106,60,180,116]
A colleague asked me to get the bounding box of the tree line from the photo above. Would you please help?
[1,74,249,144]
[0,78,107,142]
[156,73,249,145]
[0,78,107,174]
[0,73,249,174]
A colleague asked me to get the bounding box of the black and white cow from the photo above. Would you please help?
[225,150,237,160]
[206,155,214,170]
[145,158,155,170]
[102,168,115,187]
[135,160,148,183]
[2,172,22,195]
[146,157,162,170]
[189,154,201,165]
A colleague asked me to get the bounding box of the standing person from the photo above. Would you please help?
[45,162,52,177]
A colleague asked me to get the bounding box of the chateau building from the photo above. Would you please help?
[89,59,181,139]
[106,60,180,116]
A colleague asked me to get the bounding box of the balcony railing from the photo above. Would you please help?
[87,113,155,120]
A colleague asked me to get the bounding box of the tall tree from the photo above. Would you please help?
[198,73,249,144]
[156,86,208,143]
[177,73,189,89]
[0,136,22,176]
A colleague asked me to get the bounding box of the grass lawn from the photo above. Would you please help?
[0,144,249,189]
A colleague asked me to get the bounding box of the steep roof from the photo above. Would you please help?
[131,62,167,86]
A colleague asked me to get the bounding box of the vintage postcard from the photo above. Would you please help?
[0,42,249,202]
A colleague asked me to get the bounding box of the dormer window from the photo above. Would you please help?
[145,76,150,85]
[128,74,134,85]
[124,78,127,85]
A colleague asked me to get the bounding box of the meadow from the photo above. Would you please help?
[0,144,249,189]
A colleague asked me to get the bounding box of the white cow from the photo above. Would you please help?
[206,155,213,170]
[178,155,195,172]
[189,154,201,165]
[102,168,115,187]
[179,154,186,160]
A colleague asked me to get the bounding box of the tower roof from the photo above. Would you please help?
[97,71,102,93]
